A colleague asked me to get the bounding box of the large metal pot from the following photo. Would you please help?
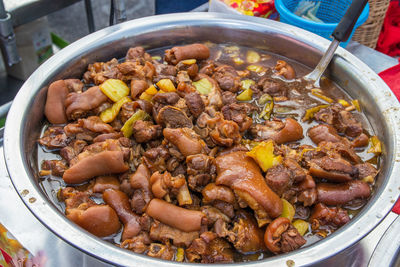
[4,13,400,266]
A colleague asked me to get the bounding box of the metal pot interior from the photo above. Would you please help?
[4,13,400,266]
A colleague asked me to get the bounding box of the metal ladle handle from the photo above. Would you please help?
[332,0,368,42]
[304,0,368,87]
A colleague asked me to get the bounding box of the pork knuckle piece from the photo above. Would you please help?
[44,80,70,124]
[250,118,303,144]
[146,199,204,232]
[65,86,108,120]
[316,180,371,205]
[163,127,207,157]
[103,189,142,241]
[215,151,282,221]
[67,205,121,237]
[63,151,129,184]
[165,43,210,65]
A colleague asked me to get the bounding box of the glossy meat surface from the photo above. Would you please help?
[37,43,379,263]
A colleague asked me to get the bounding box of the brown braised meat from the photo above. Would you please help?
[64,79,84,93]
[130,164,152,213]
[264,217,305,254]
[61,187,121,237]
[120,233,151,254]
[222,103,255,132]
[163,127,208,157]
[92,176,120,193]
[216,151,282,225]
[186,232,234,263]
[195,109,242,147]
[308,124,343,145]
[186,154,216,192]
[39,44,379,263]
[315,104,363,138]
[64,116,114,142]
[116,61,155,82]
[275,60,296,80]
[149,221,199,247]
[257,77,287,97]
[65,86,109,120]
[83,58,120,85]
[132,120,162,143]
[142,145,170,173]
[184,92,205,118]
[156,106,193,129]
[250,118,303,144]
[316,180,371,206]
[309,155,358,183]
[147,243,174,260]
[153,62,177,82]
[212,65,241,93]
[215,211,266,253]
[44,80,69,124]
[38,126,69,149]
[60,140,87,163]
[310,203,350,227]
[119,100,153,124]
[103,189,143,241]
[265,164,291,196]
[176,61,198,78]
[126,46,152,63]
[355,162,378,181]
[41,160,68,176]
[165,43,210,65]
[221,91,237,105]
[149,171,186,200]
[63,139,130,184]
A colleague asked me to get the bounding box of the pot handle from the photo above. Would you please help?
[332,0,368,42]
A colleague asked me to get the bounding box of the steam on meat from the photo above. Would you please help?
[38,43,378,263]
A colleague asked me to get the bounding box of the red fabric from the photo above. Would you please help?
[393,199,400,214]
[379,62,400,97]
[379,63,400,214]
[376,1,400,57]
[0,247,12,264]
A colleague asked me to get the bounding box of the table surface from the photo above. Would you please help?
[0,38,398,266]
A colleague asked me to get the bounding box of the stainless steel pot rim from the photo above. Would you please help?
[4,12,400,267]
[369,216,400,266]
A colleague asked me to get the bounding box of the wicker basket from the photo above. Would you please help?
[352,0,390,49]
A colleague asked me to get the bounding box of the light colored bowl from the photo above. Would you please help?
[4,12,400,266]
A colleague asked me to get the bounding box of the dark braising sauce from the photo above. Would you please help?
[36,43,380,262]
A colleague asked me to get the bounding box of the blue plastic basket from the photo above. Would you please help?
[275,0,370,47]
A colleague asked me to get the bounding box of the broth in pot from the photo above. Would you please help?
[36,43,380,263]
